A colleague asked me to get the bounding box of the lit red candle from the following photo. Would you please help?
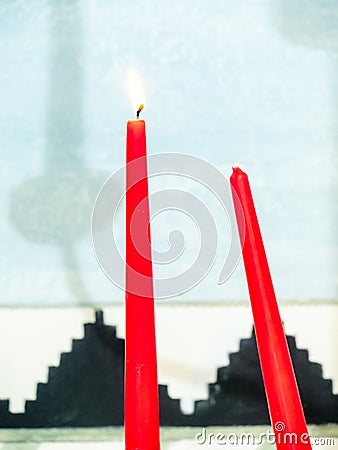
[124,100,160,449]
[230,165,311,450]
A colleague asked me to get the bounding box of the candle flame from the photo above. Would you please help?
[127,68,146,117]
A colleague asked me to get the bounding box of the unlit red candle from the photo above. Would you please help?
[125,117,160,450]
[230,166,311,450]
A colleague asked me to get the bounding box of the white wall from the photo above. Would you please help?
[0,303,336,414]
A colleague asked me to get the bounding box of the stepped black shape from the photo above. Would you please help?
[0,314,337,427]
[193,328,338,426]
[23,310,125,427]
[0,310,184,428]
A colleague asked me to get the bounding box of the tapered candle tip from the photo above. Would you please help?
[136,103,144,119]
[233,162,245,171]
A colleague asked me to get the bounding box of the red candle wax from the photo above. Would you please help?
[125,118,160,450]
[230,166,311,450]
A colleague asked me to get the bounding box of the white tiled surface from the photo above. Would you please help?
[0,427,337,450]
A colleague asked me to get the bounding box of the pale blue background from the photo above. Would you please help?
[0,0,337,305]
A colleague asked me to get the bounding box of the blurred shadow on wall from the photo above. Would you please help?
[9,0,114,305]
[273,0,338,379]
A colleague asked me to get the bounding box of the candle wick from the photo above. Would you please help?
[136,103,144,119]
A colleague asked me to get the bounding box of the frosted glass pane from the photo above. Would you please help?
[0,0,337,304]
